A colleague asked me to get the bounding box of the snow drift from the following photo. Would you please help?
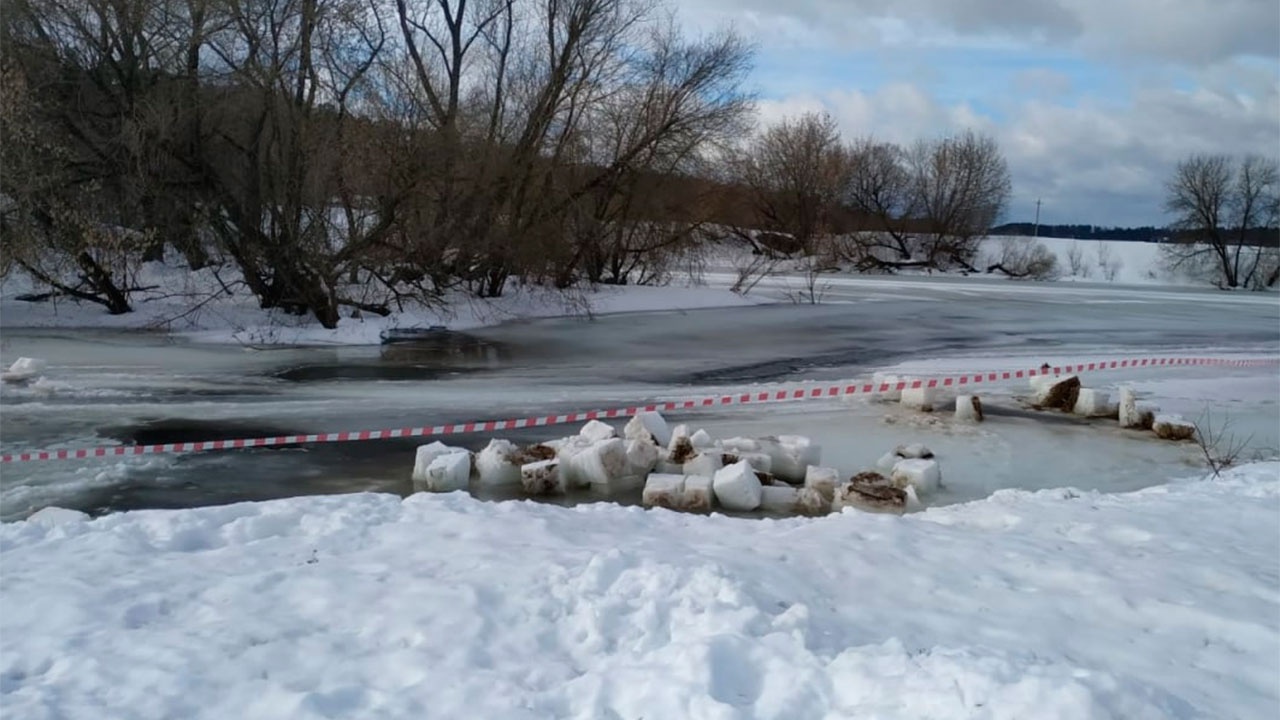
[2,463,1276,719]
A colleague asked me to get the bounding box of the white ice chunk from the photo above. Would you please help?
[521,459,564,495]
[3,357,47,383]
[724,451,772,474]
[900,386,936,411]
[669,424,691,446]
[905,485,922,511]
[759,485,800,513]
[872,373,904,401]
[554,437,595,487]
[413,441,466,482]
[624,438,660,477]
[954,394,983,422]
[1118,387,1156,429]
[875,452,899,473]
[426,451,471,492]
[721,437,759,453]
[624,411,671,447]
[690,429,715,449]
[795,487,829,516]
[591,474,645,494]
[1029,374,1056,399]
[804,466,840,502]
[476,439,522,486]
[642,473,685,509]
[890,458,942,495]
[655,460,684,475]
[712,460,763,511]
[1153,414,1196,441]
[893,443,934,459]
[566,438,629,489]
[1031,374,1079,405]
[542,437,572,451]
[683,452,723,478]
[1073,389,1112,417]
[578,419,617,443]
[26,506,89,525]
[774,434,821,481]
[680,475,714,513]
[755,437,795,480]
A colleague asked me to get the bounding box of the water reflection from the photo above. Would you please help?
[275,331,507,382]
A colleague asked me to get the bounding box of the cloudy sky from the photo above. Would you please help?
[682,0,1279,227]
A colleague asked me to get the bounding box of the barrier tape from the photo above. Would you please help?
[3,354,1276,464]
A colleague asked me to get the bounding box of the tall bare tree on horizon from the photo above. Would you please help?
[1163,153,1279,289]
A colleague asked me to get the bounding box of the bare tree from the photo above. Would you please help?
[3,0,753,326]
[1163,153,1280,289]
[0,59,144,313]
[985,238,1059,280]
[1095,241,1122,281]
[734,112,851,255]
[1065,242,1089,277]
[843,138,916,263]
[392,0,751,296]
[906,130,1011,270]
[194,0,408,327]
[1192,410,1253,479]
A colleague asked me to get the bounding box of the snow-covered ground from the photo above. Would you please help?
[0,262,763,346]
[983,235,1169,285]
[3,462,1277,719]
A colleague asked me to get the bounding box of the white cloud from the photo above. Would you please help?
[677,0,1280,225]
[684,0,1280,63]
[1012,68,1074,100]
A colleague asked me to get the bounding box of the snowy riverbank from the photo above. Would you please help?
[3,461,1277,719]
[4,235,1258,348]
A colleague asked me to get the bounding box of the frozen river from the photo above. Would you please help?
[2,275,1277,520]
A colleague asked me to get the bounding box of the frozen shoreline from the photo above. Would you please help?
[3,235,1272,348]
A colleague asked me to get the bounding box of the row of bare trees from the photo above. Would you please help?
[1,0,753,325]
[729,111,1013,273]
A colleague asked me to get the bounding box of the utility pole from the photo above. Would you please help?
[1033,198,1041,238]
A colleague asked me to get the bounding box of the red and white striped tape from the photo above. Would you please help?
[3,354,1276,464]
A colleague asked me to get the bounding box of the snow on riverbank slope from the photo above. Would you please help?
[3,462,1277,719]
[3,236,1260,346]
[0,261,761,346]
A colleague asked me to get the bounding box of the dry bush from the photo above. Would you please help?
[1192,411,1253,479]
[1066,243,1091,277]
[1095,242,1123,281]
[986,239,1061,280]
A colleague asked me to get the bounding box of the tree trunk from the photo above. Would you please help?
[75,252,132,314]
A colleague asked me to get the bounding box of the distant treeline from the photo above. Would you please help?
[991,223,1279,246]
[989,224,1170,242]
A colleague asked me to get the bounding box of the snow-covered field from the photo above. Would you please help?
[3,462,1277,719]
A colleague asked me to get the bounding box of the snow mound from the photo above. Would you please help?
[0,463,1276,719]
